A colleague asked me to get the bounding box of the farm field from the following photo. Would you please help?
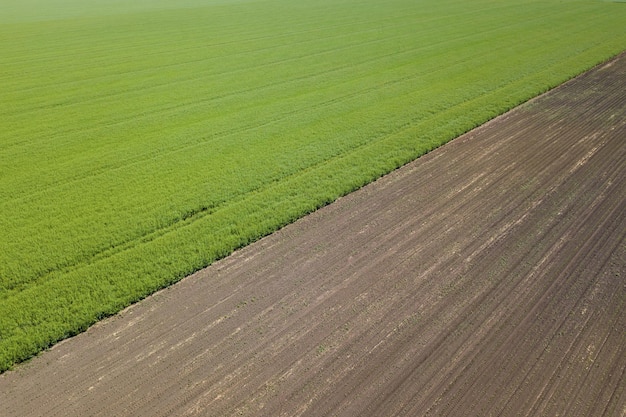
[1,50,624,417]
[1,0,626,371]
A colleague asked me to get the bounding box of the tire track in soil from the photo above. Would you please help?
[0,52,624,416]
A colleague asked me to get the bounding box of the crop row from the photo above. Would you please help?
[1,0,625,371]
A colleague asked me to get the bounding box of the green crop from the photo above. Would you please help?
[1,0,625,371]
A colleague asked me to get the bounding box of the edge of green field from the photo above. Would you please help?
[1,0,625,372]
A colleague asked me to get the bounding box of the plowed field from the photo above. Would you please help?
[1,53,624,416]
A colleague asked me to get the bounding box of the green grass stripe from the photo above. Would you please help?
[0,34,572,294]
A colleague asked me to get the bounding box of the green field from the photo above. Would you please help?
[1,0,625,372]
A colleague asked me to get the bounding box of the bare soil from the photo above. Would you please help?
[1,53,625,417]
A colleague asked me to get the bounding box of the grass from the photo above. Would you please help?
[1,0,625,372]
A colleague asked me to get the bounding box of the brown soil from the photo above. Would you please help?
[1,53,625,417]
